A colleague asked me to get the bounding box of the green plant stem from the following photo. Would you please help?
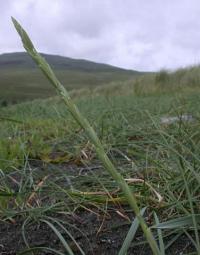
[12,17,160,255]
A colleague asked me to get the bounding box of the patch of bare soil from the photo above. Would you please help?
[0,161,196,254]
[0,208,195,255]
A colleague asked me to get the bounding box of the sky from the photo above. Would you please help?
[1,0,200,71]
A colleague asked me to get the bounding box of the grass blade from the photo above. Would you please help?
[154,212,165,255]
[41,219,75,255]
[46,217,86,255]
[12,17,160,255]
[119,207,146,255]
[17,246,66,255]
[152,214,200,229]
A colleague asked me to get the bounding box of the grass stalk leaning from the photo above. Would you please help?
[11,17,160,255]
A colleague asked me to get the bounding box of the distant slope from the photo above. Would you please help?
[0,52,144,103]
[0,52,136,72]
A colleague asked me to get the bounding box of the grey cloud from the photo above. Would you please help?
[1,0,200,71]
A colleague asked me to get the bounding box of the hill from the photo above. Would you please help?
[0,52,134,72]
[0,52,144,103]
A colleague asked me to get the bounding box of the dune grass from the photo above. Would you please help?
[0,17,200,255]
[1,78,200,253]
[13,17,162,254]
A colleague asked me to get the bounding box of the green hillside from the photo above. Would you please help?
[0,52,144,103]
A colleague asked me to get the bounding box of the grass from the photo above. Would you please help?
[1,85,200,253]
[0,52,142,105]
[13,17,160,254]
[0,18,200,254]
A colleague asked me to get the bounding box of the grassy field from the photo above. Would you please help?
[1,78,200,254]
[1,20,200,254]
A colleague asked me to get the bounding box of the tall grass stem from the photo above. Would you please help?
[12,17,160,255]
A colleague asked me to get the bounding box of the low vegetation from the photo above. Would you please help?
[0,19,200,254]
[0,52,142,104]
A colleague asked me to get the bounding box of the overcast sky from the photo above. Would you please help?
[1,0,200,71]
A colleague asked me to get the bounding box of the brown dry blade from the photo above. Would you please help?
[116,210,131,222]
[125,178,163,203]
[27,175,49,206]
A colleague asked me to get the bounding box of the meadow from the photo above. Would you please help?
[0,19,200,254]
